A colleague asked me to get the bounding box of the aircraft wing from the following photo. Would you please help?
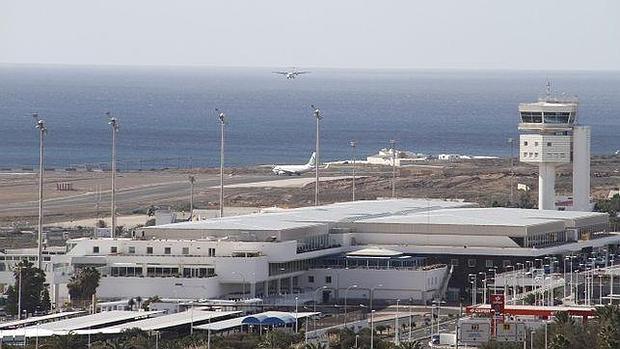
[293,71,310,75]
[272,71,288,75]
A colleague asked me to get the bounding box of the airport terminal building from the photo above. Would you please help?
[1,199,618,306]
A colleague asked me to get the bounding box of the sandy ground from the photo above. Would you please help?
[1,156,618,227]
[46,214,149,228]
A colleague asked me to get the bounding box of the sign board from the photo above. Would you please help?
[496,322,527,342]
[305,328,330,346]
[490,294,505,314]
[459,319,492,345]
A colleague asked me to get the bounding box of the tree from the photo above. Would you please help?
[42,332,86,349]
[5,259,47,316]
[67,267,100,305]
[304,343,327,349]
[96,220,107,228]
[549,333,570,349]
[257,330,300,349]
[395,341,423,349]
[141,295,160,311]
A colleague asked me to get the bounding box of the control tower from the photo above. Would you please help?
[518,83,591,211]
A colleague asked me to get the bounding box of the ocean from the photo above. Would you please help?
[0,65,618,169]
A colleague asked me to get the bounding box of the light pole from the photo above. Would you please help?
[389,139,396,198]
[370,309,376,349]
[507,137,515,204]
[17,266,22,320]
[33,114,46,270]
[408,298,413,341]
[295,296,299,333]
[313,286,327,330]
[344,284,358,327]
[350,141,357,201]
[107,113,119,238]
[311,105,322,206]
[469,274,477,305]
[216,109,226,218]
[394,299,400,344]
[188,175,196,219]
[369,284,383,314]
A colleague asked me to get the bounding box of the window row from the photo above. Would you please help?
[92,246,215,256]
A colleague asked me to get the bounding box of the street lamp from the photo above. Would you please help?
[33,113,46,269]
[350,141,357,201]
[344,284,358,327]
[313,286,327,330]
[188,175,196,219]
[216,109,227,218]
[370,309,376,349]
[369,284,383,313]
[394,299,400,344]
[107,113,119,238]
[311,105,322,206]
[295,296,299,333]
[389,139,396,198]
[469,273,477,305]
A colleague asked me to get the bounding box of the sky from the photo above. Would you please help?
[1,0,619,70]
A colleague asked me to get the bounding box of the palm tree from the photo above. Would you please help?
[554,311,575,327]
[304,343,327,349]
[395,341,423,349]
[549,333,570,349]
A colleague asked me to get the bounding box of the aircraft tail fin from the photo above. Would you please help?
[307,152,316,166]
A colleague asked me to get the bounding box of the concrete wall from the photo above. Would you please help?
[299,267,447,303]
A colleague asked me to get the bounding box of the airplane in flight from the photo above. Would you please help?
[272,153,317,175]
[272,68,310,79]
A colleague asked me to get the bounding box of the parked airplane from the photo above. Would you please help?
[272,68,310,79]
[272,153,316,175]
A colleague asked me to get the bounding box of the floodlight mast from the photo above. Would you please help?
[33,113,47,270]
[350,141,357,201]
[107,113,119,238]
[189,175,196,219]
[390,139,396,198]
[311,105,322,206]
[216,109,226,218]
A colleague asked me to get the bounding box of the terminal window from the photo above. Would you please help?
[208,248,216,257]
[128,246,135,254]
[182,247,189,255]
[325,276,332,284]
[110,246,117,254]
[308,276,314,283]
[164,247,171,255]
[450,259,459,266]
[468,259,476,267]
[146,247,153,254]
[92,246,99,254]
[486,260,494,268]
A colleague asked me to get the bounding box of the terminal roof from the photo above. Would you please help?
[149,199,474,231]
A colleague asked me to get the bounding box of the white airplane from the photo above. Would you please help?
[272,153,316,176]
[272,68,310,79]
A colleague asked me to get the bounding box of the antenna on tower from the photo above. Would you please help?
[545,80,551,99]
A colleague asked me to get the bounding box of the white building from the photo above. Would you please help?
[1,199,617,308]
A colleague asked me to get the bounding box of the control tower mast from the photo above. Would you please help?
[518,83,591,211]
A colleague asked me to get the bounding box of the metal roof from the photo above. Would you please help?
[0,311,85,330]
[75,310,241,334]
[194,311,319,331]
[358,207,607,227]
[39,310,159,331]
[148,199,474,232]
